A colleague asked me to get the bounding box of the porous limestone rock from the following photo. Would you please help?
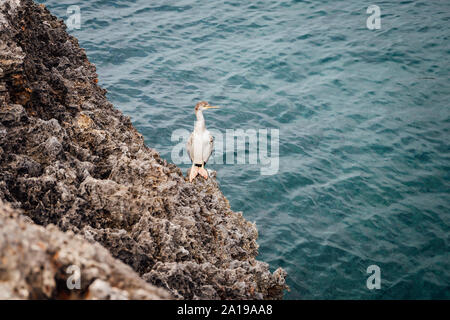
[0,0,287,299]
[0,200,171,299]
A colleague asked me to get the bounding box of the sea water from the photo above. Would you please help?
[39,0,450,299]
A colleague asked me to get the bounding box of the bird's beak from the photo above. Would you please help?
[205,105,220,109]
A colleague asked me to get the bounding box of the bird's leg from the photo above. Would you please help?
[189,165,199,182]
[199,163,208,180]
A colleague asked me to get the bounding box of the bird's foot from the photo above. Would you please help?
[189,166,199,182]
[199,167,208,179]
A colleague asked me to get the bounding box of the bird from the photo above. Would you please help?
[186,101,220,182]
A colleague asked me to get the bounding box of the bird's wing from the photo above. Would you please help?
[186,132,194,163]
[202,132,214,164]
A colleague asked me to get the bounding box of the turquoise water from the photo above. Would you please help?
[40,0,450,299]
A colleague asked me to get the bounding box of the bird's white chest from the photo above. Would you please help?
[192,130,211,163]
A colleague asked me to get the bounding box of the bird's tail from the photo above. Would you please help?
[189,165,199,182]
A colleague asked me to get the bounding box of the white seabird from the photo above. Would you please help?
[186,101,220,182]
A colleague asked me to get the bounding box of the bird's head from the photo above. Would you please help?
[195,101,220,113]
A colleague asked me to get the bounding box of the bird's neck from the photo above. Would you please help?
[195,110,206,131]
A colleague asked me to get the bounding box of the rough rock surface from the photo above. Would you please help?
[0,200,171,299]
[0,0,287,299]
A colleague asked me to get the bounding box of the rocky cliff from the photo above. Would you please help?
[0,0,287,299]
